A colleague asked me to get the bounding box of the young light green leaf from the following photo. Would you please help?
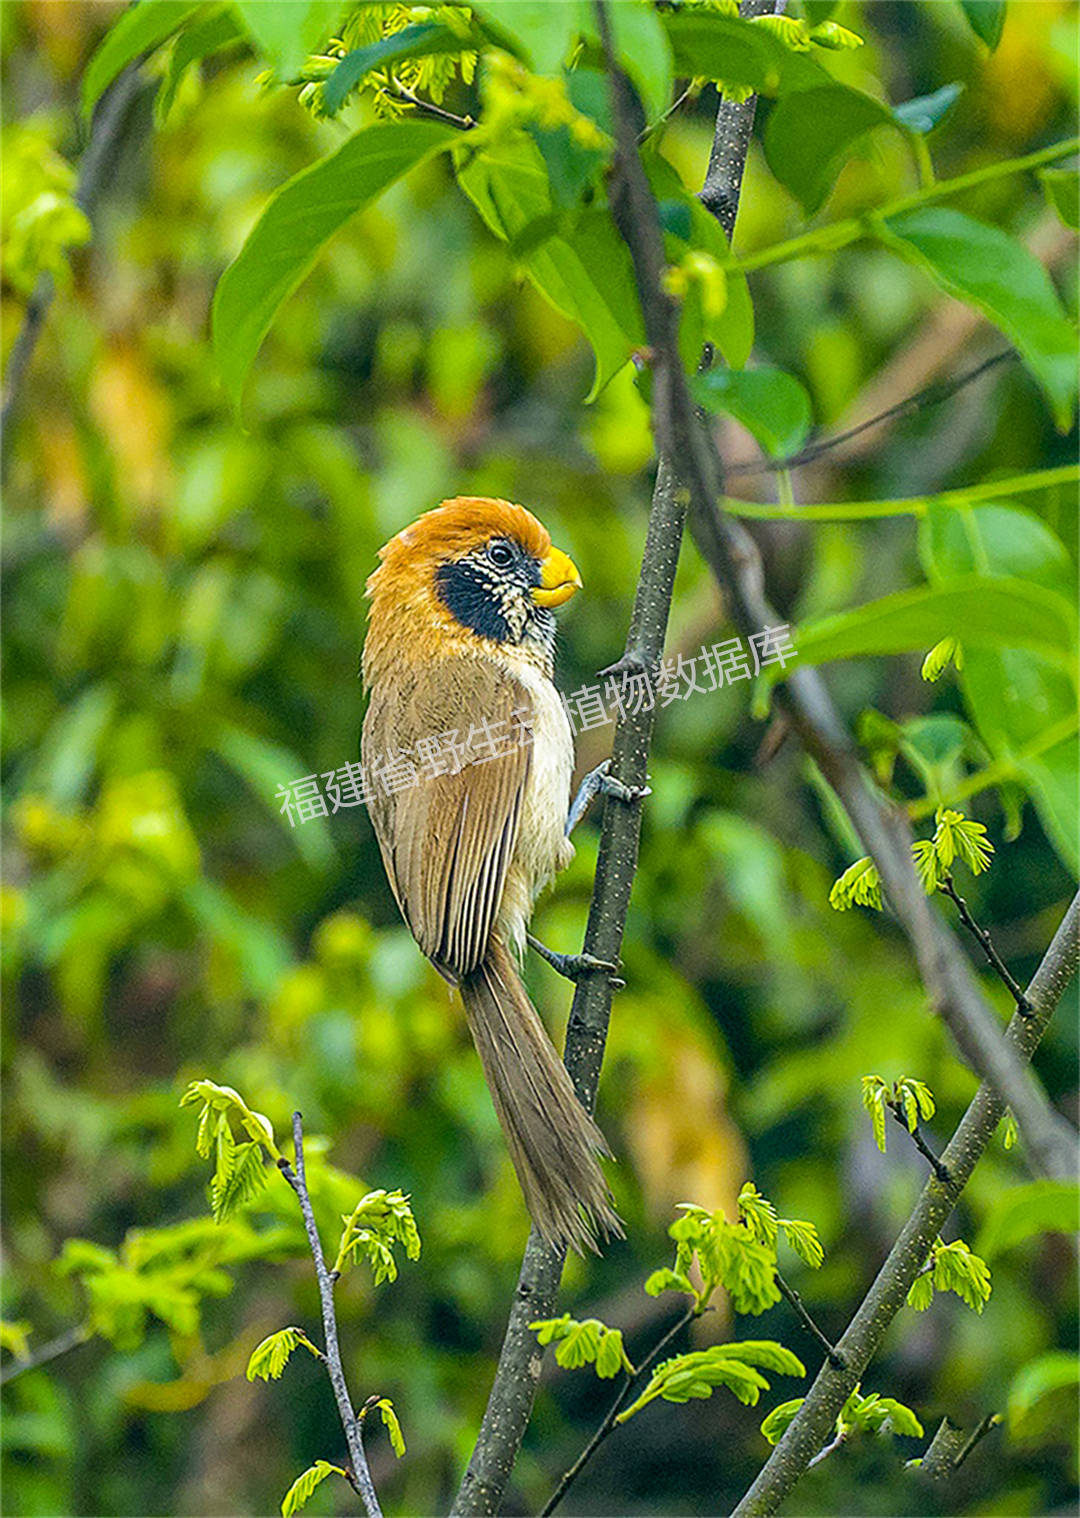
[376,1398,406,1457]
[322,22,472,116]
[861,1075,889,1153]
[81,0,203,118]
[0,1321,32,1360]
[830,857,882,912]
[878,208,1078,430]
[1000,1109,1019,1151]
[737,1182,779,1248]
[907,1271,935,1312]
[690,367,812,458]
[777,1218,824,1270]
[213,122,456,408]
[931,1238,992,1313]
[210,1140,269,1222]
[644,1267,696,1299]
[472,1,580,74]
[933,808,994,874]
[912,839,940,893]
[246,1326,321,1381]
[765,84,895,214]
[921,635,963,682]
[761,1396,804,1444]
[280,1460,348,1518]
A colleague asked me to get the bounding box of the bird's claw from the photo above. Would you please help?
[598,772,651,806]
[527,935,624,987]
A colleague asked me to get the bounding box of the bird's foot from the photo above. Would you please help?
[566,759,651,836]
[527,934,624,987]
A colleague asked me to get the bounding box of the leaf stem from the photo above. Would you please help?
[775,1274,844,1370]
[938,876,1032,1015]
[540,1305,699,1517]
[886,1102,952,1185]
[729,136,1080,276]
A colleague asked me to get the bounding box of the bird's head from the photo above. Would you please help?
[365,497,581,672]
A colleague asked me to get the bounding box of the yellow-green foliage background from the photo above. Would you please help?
[3,3,1077,1515]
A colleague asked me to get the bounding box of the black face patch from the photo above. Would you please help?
[436,559,512,643]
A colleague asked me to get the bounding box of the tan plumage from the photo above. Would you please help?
[362,497,620,1252]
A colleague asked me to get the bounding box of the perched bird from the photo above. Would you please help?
[362,496,623,1252]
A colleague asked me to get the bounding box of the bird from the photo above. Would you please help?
[361,495,624,1253]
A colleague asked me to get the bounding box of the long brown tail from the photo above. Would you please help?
[460,937,622,1254]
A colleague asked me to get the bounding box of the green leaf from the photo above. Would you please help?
[917,503,1079,873]
[778,577,1077,684]
[233,0,343,78]
[472,1,580,73]
[155,7,245,124]
[907,1272,935,1311]
[456,135,642,399]
[830,857,882,912]
[921,636,962,682]
[765,84,895,214]
[861,1075,888,1152]
[719,1340,806,1378]
[644,1267,696,1298]
[977,1180,1080,1260]
[619,1342,801,1423]
[246,1326,321,1381]
[761,1396,804,1443]
[1008,1352,1080,1440]
[661,11,825,94]
[280,1460,347,1518]
[210,1140,269,1221]
[691,367,811,457]
[376,1398,406,1457]
[737,1182,779,1248]
[1039,167,1079,230]
[893,83,964,135]
[606,0,673,124]
[931,1238,992,1313]
[878,208,1078,429]
[322,23,469,115]
[82,0,204,118]
[871,1397,924,1438]
[212,121,456,407]
[958,0,1007,49]
[778,1218,824,1270]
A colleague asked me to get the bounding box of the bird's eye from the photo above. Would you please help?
[487,540,515,569]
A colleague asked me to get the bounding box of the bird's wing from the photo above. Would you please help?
[362,656,531,979]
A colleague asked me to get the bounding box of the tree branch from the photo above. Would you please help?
[887,1102,952,1185]
[692,485,1075,1177]
[449,9,774,1513]
[1,64,144,483]
[278,1113,382,1518]
[723,349,1016,479]
[731,890,1079,1517]
[775,1273,844,1370]
[540,1304,698,1516]
[0,1323,90,1388]
[939,876,1032,1014]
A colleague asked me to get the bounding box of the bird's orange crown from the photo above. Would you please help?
[363,497,560,683]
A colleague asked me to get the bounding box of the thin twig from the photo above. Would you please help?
[775,1274,844,1370]
[939,876,1032,1015]
[887,1103,952,1185]
[450,10,773,1513]
[953,1411,1001,1470]
[0,1324,90,1388]
[279,1113,383,1518]
[724,350,1016,478]
[540,1305,698,1516]
[387,82,475,129]
[732,891,1080,1516]
[806,1429,846,1469]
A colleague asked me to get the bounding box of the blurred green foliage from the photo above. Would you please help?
[2,1,1077,1515]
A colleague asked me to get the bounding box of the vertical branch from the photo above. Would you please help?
[279,1113,383,1518]
[450,8,775,1514]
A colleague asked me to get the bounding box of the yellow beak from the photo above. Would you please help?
[532,546,582,608]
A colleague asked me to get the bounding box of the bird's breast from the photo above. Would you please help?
[499,660,575,958]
